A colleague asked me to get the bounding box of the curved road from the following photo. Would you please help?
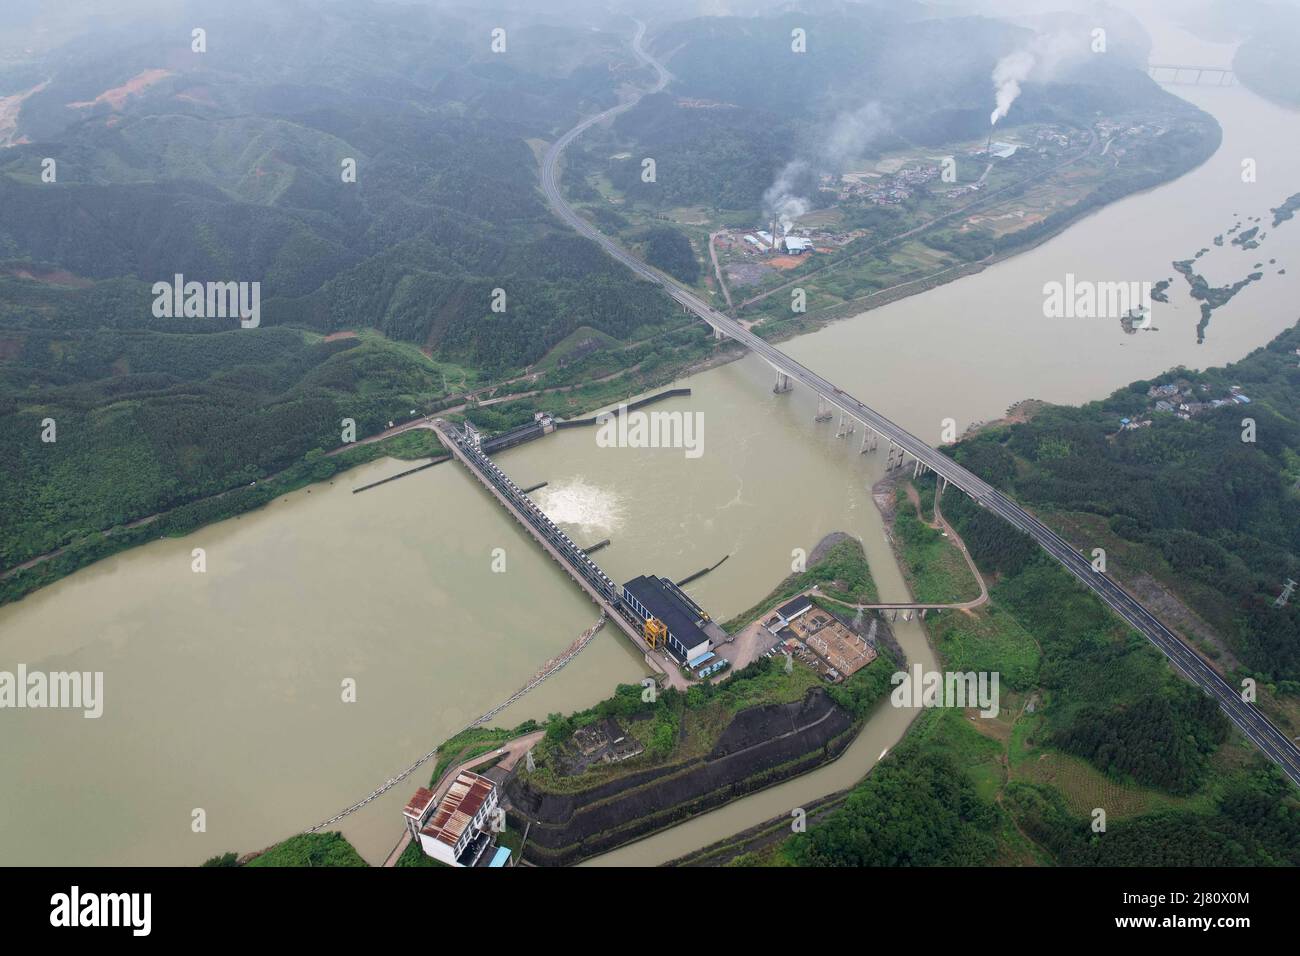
[540,21,1300,788]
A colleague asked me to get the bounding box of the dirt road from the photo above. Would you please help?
[381,729,546,867]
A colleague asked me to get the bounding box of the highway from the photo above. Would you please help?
[537,20,1300,788]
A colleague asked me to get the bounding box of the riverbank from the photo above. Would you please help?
[7,2,1297,869]
[0,428,444,605]
[0,66,1224,608]
[569,495,938,868]
[494,534,902,866]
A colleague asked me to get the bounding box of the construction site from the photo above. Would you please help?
[765,597,879,683]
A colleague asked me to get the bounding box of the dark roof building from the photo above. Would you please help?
[622,575,714,662]
[776,595,814,623]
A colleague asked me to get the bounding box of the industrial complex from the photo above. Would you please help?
[432,417,733,671]
[404,418,743,864]
[622,573,730,672]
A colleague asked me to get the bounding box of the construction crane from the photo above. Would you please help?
[643,616,667,650]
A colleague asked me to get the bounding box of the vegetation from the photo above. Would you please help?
[1,425,445,605]
[769,710,1026,867]
[722,534,879,633]
[1008,771,1300,866]
[243,832,368,868]
[426,722,539,791]
[927,604,1040,691]
[892,487,982,604]
[769,337,1300,866]
[529,647,895,796]
[948,323,1300,689]
[395,841,448,868]
[1051,687,1228,795]
[1233,4,1300,108]
[1,0,1222,610]
[0,0,692,596]
[753,532,1299,865]
[636,226,701,284]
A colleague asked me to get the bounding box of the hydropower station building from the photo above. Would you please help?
[621,574,722,663]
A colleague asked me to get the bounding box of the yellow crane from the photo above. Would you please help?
[643,616,667,650]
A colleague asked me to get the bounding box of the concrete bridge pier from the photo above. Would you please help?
[815,397,833,422]
[1148,63,1236,86]
[713,327,724,341]
[836,411,855,438]
[773,371,792,394]
[860,427,878,453]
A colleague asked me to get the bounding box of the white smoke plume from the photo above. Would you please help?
[823,101,888,168]
[763,101,888,232]
[763,161,810,234]
[989,30,1090,126]
[990,49,1034,126]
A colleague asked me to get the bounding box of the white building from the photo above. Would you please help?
[783,236,812,254]
[402,771,500,867]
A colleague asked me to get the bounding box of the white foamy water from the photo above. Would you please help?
[534,476,626,537]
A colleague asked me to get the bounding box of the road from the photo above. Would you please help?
[538,20,1300,788]
[381,729,545,867]
[432,417,690,690]
[708,231,734,310]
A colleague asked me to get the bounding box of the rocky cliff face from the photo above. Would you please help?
[506,688,855,866]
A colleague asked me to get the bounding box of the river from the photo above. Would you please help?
[1,3,1296,867]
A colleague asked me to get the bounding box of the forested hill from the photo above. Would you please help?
[1200,0,1300,108]
[0,0,686,576]
[599,3,1180,212]
[750,326,1300,870]
[950,322,1300,689]
[0,1,672,370]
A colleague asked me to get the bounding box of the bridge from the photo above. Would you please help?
[430,417,687,684]
[1147,63,1236,85]
[533,20,1300,788]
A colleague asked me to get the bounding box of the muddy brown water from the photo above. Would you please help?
[2,2,1296,866]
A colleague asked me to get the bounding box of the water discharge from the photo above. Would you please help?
[1,3,1296,866]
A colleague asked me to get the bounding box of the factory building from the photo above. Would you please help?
[783,236,812,254]
[775,594,814,625]
[622,574,717,663]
